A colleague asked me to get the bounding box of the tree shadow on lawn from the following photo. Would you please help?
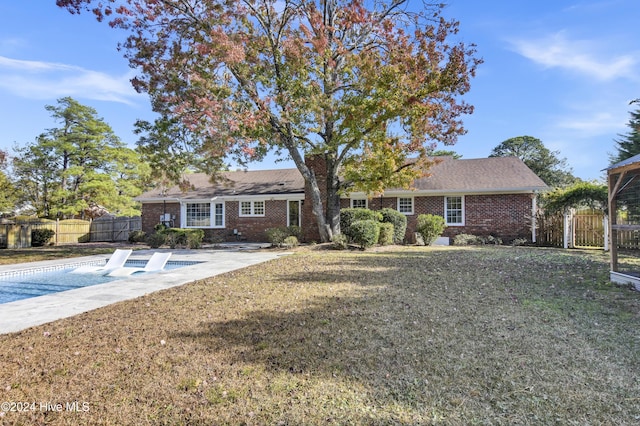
[170,248,640,423]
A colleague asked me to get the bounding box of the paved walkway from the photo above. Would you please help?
[0,247,291,334]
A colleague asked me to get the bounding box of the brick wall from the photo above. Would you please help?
[141,200,290,242]
[225,200,289,241]
[447,193,533,242]
[402,193,533,243]
[141,202,180,235]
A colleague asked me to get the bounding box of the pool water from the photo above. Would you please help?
[0,260,200,304]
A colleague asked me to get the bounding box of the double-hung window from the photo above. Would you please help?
[445,196,464,225]
[398,197,414,215]
[351,199,367,209]
[240,200,265,217]
[185,202,224,228]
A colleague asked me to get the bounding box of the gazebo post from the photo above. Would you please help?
[608,171,618,272]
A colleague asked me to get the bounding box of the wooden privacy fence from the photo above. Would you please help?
[1,216,141,247]
[0,225,31,249]
[89,216,142,242]
[536,209,607,249]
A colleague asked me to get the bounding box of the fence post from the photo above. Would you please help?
[563,212,571,249]
[55,218,59,246]
[603,215,609,251]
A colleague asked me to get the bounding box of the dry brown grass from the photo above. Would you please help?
[0,245,639,425]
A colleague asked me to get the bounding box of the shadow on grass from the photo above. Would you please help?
[171,247,640,423]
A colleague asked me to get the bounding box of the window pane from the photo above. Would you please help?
[214,203,223,227]
[352,199,367,209]
[254,201,265,215]
[398,198,413,213]
[186,203,210,227]
[240,201,252,216]
[288,200,300,227]
[446,197,463,224]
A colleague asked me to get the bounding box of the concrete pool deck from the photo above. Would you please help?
[0,245,292,334]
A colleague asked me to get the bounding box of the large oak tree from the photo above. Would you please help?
[59,0,480,241]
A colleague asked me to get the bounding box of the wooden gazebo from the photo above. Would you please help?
[607,153,640,290]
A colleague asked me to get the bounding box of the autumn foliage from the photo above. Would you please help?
[58,0,481,241]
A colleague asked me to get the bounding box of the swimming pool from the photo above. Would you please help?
[0,260,201,304]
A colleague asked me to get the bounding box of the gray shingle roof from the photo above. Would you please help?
[137,169,305,200]
[409,157,548,193]
[136,157,547,201]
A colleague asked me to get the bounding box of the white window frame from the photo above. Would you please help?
[397,197,414,215]
[445,196,464,226]
[287,200,302,227]
[183,201,225,228]
[351,198,368,209]
[239,200,266,217]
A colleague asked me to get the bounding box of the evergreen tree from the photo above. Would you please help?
[611,108,640,164]
[0,149,17,213]
[489,136,577,188]
[12,97,149,218]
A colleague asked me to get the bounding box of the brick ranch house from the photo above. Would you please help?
[136,156,548,244]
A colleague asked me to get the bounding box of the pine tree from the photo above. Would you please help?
[612,108,640,164]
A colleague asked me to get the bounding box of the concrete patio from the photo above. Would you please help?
[0,246,291,334]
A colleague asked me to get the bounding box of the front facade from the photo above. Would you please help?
[137,156,548,244]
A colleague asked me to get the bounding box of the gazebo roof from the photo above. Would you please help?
[606,153,640,172]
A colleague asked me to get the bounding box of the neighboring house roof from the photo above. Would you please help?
[136,156,547,202]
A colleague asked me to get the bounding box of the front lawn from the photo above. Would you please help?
[0,246,638,424]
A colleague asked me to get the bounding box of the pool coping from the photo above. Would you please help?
[0,247,292,335]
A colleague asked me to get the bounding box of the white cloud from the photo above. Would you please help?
[509,32,639,81]
[555,111,625,136]
[0,55,143,105]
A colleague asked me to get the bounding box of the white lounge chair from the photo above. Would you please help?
[70,249,133,274]
[106,252,172,277]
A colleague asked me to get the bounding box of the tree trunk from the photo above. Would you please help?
[324,156,342,239]
[287,150,340,243]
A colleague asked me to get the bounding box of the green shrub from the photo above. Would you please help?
[512,238,528,246]
[146,232,166,249]
[380,208,407,244]
[286,226,302,239]
[128,230,147,244]
[154,223,168,232]
[416,214,446,246]
[31,229,55,247]
[378,222,394,246]
[453,234,482,246]
[162,228,204,249]
[331,233,348,250]
[186,229,205,249]
[165,229,188,248]
[340,208,382,241]
[485,235,502,245]
[266,226,301,247]
[350,220,380,249]
[265,227,289,247]
[283,235,299,248]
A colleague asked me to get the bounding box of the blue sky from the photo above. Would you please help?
[1,1,639,182]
